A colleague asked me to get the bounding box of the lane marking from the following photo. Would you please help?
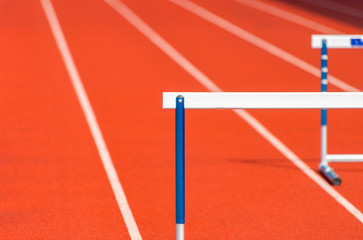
[299,0,363,20]
[104,0,220,92]
[234,0,342,34]
[169,0,359,93]
[104,0,363,224]
[40,0,142,239]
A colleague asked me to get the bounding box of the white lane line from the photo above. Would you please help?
[299,0,363,20]
[234,0,342,34]
[169,0,359,93]
[104,0,363,224]
[103,0,220,92]
[40,0,142,239]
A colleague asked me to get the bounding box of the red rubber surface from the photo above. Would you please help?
[1,0,362,239]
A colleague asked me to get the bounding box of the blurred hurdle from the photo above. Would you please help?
[312,35,363,185]
[163,92,363,240]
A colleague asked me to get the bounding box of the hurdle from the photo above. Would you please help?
[163,92,363,240]
[312,35,363,185]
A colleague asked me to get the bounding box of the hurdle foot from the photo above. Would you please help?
[176,224,184,240]
[319,164,342,186]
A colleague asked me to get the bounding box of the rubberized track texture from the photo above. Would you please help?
[0,0,362,239]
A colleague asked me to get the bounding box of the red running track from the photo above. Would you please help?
[0,0,362,239]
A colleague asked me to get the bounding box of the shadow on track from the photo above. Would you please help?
[229,158,363,173]
[229,158,318,171]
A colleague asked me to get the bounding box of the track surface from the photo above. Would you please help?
[1,0,363,239]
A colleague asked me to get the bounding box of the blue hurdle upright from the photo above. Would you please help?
[312,35,363,185]
[163,92,363,240]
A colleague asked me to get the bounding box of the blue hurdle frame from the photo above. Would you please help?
[316,36,363,186]
[167,91,363,239]
[319,40,342,185]
[175,95,185,240]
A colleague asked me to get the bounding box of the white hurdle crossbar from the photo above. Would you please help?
[163,92,363,109]
[312,35,363,48]
[163,92,363,240]
[312,34,363,185]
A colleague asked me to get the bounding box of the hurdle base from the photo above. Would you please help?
[326,154,363,162]
[319,164,342,186]
[176,224,184,240]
